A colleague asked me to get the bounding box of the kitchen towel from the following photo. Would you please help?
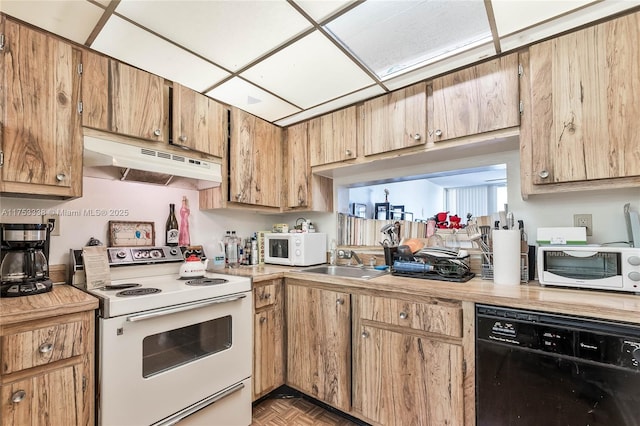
[492,229,521,285]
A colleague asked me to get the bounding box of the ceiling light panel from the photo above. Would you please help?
[293,0,354,22]
[325,0,492,80]
[491,0,594,36]
[0,0,104,44]
[241,31,376,109]
[115,0,312,72]
[91,16,229,92]
[207,77,301,123]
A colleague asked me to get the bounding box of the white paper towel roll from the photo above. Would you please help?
[492,229,521,285]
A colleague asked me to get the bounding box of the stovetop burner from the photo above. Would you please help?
[185,277,229,286]
[116,288,162,297]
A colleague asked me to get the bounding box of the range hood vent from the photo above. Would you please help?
[83,136,222,189]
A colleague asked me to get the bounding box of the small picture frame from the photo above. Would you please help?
[108,221,155,247]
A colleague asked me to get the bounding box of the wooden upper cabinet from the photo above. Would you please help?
[229,108,281,207]
[82,50,165,141]
[529,11,640,185]
[309,106,357,166]
[171,83,226,157]
[284,123,333,212]
[432,53,520,142]
[363,82,427,156]
[0,17,82,198]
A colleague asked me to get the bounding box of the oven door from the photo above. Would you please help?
[264,235,293,266]
[98,292,252,426]
[539,248,623,289]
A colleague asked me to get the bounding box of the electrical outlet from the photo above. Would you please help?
[573,214,592,236]
[42,214,60,236]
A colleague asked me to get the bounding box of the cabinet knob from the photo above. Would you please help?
[336,298,345,306]
[538,170,550,179]
[11,390,26,403]
[39,342,54,354]
[261,293,271,300]
[345,149,353,157]
[154,129,161,137]
[399,311,408,320]
[412,133,421,141]
[434,129,443,137]
[361,331,369,339]
[55,173,66,182]
[179,135,187,142]
[259,317,267,324]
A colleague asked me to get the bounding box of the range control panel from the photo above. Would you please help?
[107,246,184,265]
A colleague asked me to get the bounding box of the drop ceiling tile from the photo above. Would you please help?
[498,1,640,51]
[325,0,492,79]
[115,0,312,72]
[275,85,385,126]
[241,31,376,109]
[293,0,353,22]
[206,78,301,123]
[91,16,229,93]
[0,0,104,44]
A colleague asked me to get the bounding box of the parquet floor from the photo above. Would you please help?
[252,397,359,426]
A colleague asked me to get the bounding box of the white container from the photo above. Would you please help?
[492,229,521,285]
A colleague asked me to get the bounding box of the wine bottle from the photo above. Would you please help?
[166,204,179,246]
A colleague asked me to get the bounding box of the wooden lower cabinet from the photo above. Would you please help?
[253,279,284,400]
[0,310,94,426]
[285,281,351,412]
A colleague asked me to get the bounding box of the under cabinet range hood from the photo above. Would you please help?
[83,136,222,189]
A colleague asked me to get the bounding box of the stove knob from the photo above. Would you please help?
[169,248,179,256]
[116,250,127,259]
[633,347,640,364]
[150,250,162,258]
[628,256,640,266]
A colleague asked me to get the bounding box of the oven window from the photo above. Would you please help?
[142,316,232,377]
[268,239,289,259]
[544,251,620,280]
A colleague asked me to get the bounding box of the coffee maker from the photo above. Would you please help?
[0,223,53,297]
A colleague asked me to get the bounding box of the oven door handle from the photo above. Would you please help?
[126,294,247,322]
[151,381,245,426]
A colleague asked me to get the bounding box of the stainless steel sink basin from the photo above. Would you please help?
[298,265,389,279]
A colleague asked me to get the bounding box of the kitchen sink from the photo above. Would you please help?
[298,265,389,279]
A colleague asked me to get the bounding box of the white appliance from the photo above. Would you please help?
[263,232,327,266]
[538,245,640,293]
[70,247,252,426]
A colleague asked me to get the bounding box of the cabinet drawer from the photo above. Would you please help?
[254,283,278,309]
[1,319,85,374]
[357,295,462,337]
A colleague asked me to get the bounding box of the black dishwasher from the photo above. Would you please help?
[476,304,640,426]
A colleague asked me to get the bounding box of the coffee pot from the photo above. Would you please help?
[0,223,53,297]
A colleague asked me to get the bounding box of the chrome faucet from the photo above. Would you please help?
[349,250,364,267]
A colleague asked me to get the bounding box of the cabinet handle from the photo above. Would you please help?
[12,390,26,403]
[538,170,550,179]
[39,342,54,354]
[361,331,369,339]
[412,133,421,141]
[345,149,353,157]
[261,293,271,300]
[336,298,345,306]
[154,129,161,137]
[399,311,408,320]
[55,173,66,182]
[179,135,187,142]
[259,317,267,324]
[434,129,442,137]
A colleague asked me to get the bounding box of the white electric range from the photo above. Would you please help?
[71,246,253,426]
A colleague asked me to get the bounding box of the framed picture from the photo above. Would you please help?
[108,221,155,247]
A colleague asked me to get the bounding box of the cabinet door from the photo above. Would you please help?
[229,108,281,207]
[1,363,85,426]
[432,53,520,141]
[353,325,464,426]
[363,82,427,156]
[286,284,351,411]
[1,18,82,197]
[253,307,284,399]
[285,122,310,208]
[530,12,640,184]
[309,106,357,166]
[172,83,226,157]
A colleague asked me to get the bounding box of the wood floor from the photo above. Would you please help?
[252,397,359,426]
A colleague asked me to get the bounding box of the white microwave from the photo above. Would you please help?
[264,232,327,266]
[538,245,640,293]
